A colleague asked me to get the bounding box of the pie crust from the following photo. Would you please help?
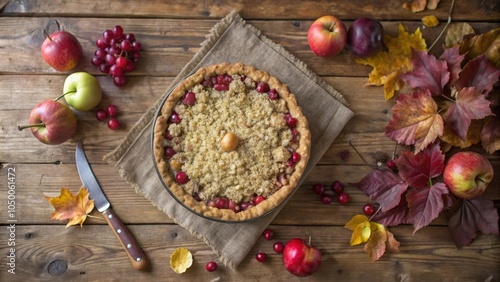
[153,63,311,221]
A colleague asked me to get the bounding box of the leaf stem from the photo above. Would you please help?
[369,205,383,222]
[348,140,371,167]
[87,214,106,222]
[427,0,455,52]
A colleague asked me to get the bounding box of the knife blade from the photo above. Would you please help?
[75,141,148,271]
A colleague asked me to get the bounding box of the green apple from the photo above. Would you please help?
[62,72,102,111]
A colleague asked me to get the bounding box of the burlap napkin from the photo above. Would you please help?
[104,11,354,269]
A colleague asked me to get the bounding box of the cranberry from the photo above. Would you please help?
[163,146,176,159]
[206,261,218,272]
[202,78,213,88]
[255,252,267,262]
[387,159,397,171]
[263,229,273,240]
[253,195,266,205]
[240,202,253,211]
[291,128,299,138]
[363,203,376,216]
[337,192,350,205]
[321,194,332,204]
[273,242,285,254]
[268,89,278,100]
[286,159,295,167]
[107,118,120,130]
[214,84,229,91]
[291,152,301,163]
[216,74,225,85]
[223,74,232,84]
[228,200,241,213]
[96,109,107,121]
[240,75,246,81]
[256,82,270,93]
[169,111,181,124]
[164,130,173,140]
[192,192,202,202]
[215,197,229,209]
[175,171,189,184]
[312,183,326,195]
[285,114,297,128]
[331,181,344,195]
[107,104,118,117]
[207,200,216,207]
[182,91,196,106]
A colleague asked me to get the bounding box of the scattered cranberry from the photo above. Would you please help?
[312,183,326,195]
[164,130,173,140]
[263,229,274,241]
[206,261,218,272]
[175,171,189,184]
[182,91,196,106]
[240,202,254,211]
[256,82,270,93]
[331,181,344,195]
[163,146,176,159]
[273,242,285,254]
[291,152,301,163]
[387,159,397,171]
[214,84,229,91]
[320,194,333,204]
[107,104,118,117]
[337,192,350,205]
[363,203,376,216]
[340,150,350,161]
[285,114,297,128]
[169,111,182,124]
[96,109,107,121]
[107,118,120,130]
[215,197,229,209]
[253,195,266,205]
[255,252,267,262]
[268,89,278,100]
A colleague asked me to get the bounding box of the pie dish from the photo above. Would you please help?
[153,63,311,221]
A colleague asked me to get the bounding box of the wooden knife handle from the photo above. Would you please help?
[102,208,149,270]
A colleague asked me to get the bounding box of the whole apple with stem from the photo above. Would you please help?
[282,236,322,277]
[41,30,83,72]
[61,72,102,111]
[18,99,77,145]
[443,151,494,199]
[307,15,347,57]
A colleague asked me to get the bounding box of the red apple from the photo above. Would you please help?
[41,30,83,71]
[282,237,322,277]
[443,151,494,199]
[307,15,347,57]
[18,100,77,145]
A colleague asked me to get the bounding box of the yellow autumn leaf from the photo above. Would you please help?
[351,221,373,246]
[44,187,95,228]
[356,23,427,100]
[345,214,369,230]
[422,15,439,28]
[170,247,193,274]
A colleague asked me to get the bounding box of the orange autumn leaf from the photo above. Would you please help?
[45,187,94,228]
[356,23,427,100]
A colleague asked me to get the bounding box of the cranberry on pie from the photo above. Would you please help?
[153,63,311,221]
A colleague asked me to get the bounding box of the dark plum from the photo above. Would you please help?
[347,18,385,57]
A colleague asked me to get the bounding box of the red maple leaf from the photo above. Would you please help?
[354,170,409,212]
[394,141,445,189]
[385,89,444,153]
[455,54,500,95]
[400,49,450,96]
[443,87,493,141]
[372,192,413,227]
[439,46,465,85]
[406,182,450,234]
[447,197,500,248]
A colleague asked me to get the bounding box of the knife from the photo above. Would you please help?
[75,141,148,271]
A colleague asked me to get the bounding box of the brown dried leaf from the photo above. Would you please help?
[426,0,440,10]
[422,15,439,28]
[460,27,500,68]
[403,0,426,12]
[445,23,475,48]
[440,118,484,148]
[44,187,95,228]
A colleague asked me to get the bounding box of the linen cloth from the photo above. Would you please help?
[104,11,354,269]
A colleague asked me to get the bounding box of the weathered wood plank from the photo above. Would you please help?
[0,17,497,76]
[1,163,498,226]
[1,0,499,21]
[0,224,498,281]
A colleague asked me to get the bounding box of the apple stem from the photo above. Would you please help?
[308,235,312,246]
[18,123,46,131]
[43,29,52,42]
[54,91,77,101]
[328,22,336,32]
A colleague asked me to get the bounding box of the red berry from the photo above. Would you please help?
[263,229,273,240]
[113,75,126,87]
[107,104,118,117]
[175,171,189,184]
[169,111,181,124]
[240,201,253,211]
[340,150,350,161]
[215,197,229,209]
[312,183,326,195]
[256,82,270,93]
[285,114,297,128]
[107,118,120,130]
[228,200,241,213]
[253,195,266,205]
[214,84,229,91]
[267,89,278,100]
[112,25,123,37]
[273,242,285,254]
[115,57,127,68]
[164,130,173,140]
[387,159,397,171]
[337,192,350,204]
[321,194,332,204]
[205,261,217,272]
[95,109,107,121]
[182,91,196,106]
[331,181,344,195]
[291,152,301,163]
[163,146,176,159]
[363,203,376,216]
[255,252,267,262]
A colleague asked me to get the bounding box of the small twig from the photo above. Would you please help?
[348,140,372,167]
[427,0,455,52]
[368,206,383,222]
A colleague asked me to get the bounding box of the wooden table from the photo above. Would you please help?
[1,1,499,281]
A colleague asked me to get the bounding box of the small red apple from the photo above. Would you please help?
[41,30,83,71]
[443,151,494,199]
[18,100,78,145]
[307,15,347,57]
[282,237,322,277]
